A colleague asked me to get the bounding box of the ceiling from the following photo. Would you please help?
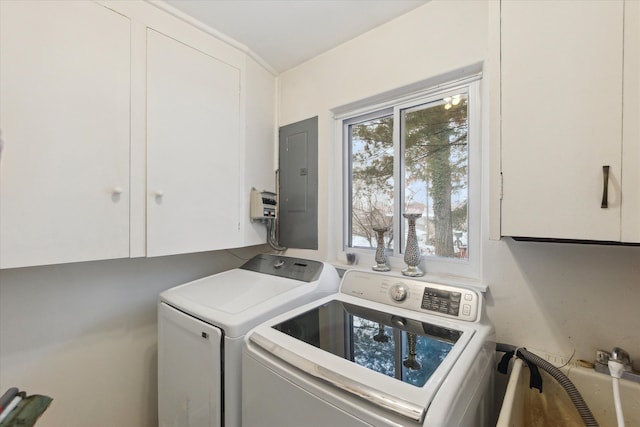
[159,0,428,73]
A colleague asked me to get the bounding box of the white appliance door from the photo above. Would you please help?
[158,302,222,427]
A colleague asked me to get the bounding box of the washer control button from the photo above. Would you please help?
[462,304,471,316]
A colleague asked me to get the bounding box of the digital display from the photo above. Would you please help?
[421,287,461,316]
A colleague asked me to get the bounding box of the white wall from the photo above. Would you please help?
[279,0,488,262]
[0,245,268,427]
[279,0,640,362]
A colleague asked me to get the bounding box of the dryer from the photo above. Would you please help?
[242,269,496,427]
[158,254,340,427]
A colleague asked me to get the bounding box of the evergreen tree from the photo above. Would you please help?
[350,97,468,257]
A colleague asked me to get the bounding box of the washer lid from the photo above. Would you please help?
[168,269,302,314]
[160,269,311,336]
[248,293,479,424]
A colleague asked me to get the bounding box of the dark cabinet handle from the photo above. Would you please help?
[601,165,610,208]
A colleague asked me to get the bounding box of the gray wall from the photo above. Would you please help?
[0,245,268,427]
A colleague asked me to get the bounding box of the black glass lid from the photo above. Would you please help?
[273,300,462,387]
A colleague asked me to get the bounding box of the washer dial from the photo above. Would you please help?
[389,283,409,302]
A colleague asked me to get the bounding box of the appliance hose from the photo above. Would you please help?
[611,377,625,427]
[608,359,627,427]
[264,218,287,252]
[497,343,599,427]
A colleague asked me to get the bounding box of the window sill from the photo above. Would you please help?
[331,251,484,292]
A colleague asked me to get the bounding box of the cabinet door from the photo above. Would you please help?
[0,1,130,268]
[158,302,222,427]
[621,0,640,243]
[500,0,624,241]
[147,30,241,257]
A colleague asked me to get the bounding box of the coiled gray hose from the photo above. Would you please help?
[497,343,599,427]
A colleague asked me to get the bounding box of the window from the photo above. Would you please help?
[340,78,480,277]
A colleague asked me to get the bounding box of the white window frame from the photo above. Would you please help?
[334,76,481,279]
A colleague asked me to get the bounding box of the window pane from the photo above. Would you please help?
[402,93,468,259]
[349,115,394,249]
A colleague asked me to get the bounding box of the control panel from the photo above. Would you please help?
[240,254,323,283]
[340,270,480,322]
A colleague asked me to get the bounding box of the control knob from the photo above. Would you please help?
[389,283,409,302]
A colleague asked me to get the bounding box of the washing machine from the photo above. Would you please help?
[157,254,340,427]
[242,269,496,427]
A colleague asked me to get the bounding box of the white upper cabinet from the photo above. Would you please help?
[0,1,275,269]
[146,29,241,257]
[500,0,639,242]
[0,1,131,268]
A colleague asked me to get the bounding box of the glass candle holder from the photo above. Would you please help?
[372,226,390,272]
[402,213,424,277]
